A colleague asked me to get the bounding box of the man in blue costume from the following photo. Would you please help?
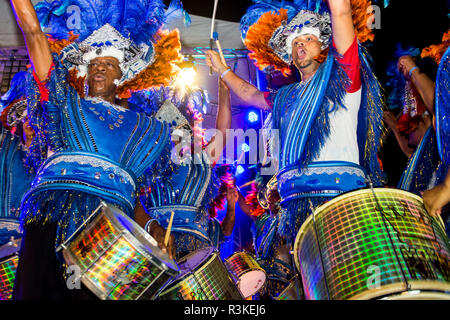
[10,0,181,299]
[206,0,385,252]
[423,45,450,235]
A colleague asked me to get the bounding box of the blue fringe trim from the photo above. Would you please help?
[26,54,70,171]
[358,45,387,186]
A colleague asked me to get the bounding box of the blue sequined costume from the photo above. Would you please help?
[253,212,296,299]
[268,43,385,244]
[21,56,170,248]
[0,127,34,246]
[141,144,223,261]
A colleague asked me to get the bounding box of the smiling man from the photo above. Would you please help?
[206,0,385,248]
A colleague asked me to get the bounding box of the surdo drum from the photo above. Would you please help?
[293,188,450,300]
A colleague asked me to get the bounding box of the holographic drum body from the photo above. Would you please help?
[0,220,21,300]
[62,204,179,300]
[158,246,243,300]
[276,276,304,300]
[293,188,450,300]
[225,251,266,298]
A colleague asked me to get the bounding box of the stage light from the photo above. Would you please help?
[241,143,250,153]
[175,67,196,88]
[247,110,259,123]
[236,165,245,175]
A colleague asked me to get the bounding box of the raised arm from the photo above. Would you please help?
[220,187,239,237]
[205,50,270,111]
[327,0,356,55]
[10,0,52,81]
[205,78,232,163]
[398,55,436,116]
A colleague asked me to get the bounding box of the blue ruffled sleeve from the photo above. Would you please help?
[26,54,70,169]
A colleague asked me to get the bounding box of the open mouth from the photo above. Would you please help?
[297,48,306,60]
[92,73,106,81]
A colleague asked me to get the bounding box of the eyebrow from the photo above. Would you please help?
[89,58,119,64]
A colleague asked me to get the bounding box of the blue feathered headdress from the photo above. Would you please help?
[35,0,167,85]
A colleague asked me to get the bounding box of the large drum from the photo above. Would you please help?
[158,246,243,300]
[0,220,21,301]
[293,188,450,300]
[61,203,179,300]
[224,251,266,298]
[276,276,304,300]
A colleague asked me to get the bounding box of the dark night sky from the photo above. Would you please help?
[165,0,449,83]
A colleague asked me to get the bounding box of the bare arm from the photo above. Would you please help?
[327,0,355,55]
[220,187,238,237]
[205,79,232,163]
[237,190,257,222]
[134,200,176,259]
[398,56,435,115]
[10,0,52,81]
[383,111,414,158]
[422,168,450,217]
[205,50,270,111]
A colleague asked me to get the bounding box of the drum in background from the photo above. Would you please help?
[158,247,243,300]
[62,204,179,300]
[225,251,266,298]
[276,276,304,300]
[293,188,450,300]
[0,238,21,300]
[0,220,21,301]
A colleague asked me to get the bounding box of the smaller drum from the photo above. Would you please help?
[62,203,179,300]
[225,251,266,298]
[158,246,243,300]
[0,237,21,300]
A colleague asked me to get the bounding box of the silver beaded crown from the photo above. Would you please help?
[269,10,332,64]
[61,24,155,86]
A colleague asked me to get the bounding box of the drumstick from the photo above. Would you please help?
[164,210,175,247]
[213,32,226,65]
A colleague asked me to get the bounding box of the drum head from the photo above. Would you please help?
[238,270,266,298]
[177,246,215,276]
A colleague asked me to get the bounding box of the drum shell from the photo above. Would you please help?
[158,248,243,300]
[62,205,179,300]
[0,220,21,301]
[276,276,304,300]
[294,188,450,300]
[225,251,266,298]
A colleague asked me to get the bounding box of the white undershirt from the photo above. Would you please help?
[313,88,362,164]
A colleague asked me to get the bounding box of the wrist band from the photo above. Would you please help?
[220,67,231,79]
[409,66,419,78]
[144,219,157,234]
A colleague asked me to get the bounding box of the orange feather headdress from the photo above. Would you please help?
[243,0,375,76]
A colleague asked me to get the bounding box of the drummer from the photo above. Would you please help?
[422,42,450,236]
[10,0,182,299]
[206,0,386,247]
[0,71,35,248]
[238,175,297,299]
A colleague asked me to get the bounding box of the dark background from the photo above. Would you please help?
[165,0,449,85]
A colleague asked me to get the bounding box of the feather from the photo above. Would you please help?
[35,0,166,44]
[0,71,29,110]
[164,0,191,28]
